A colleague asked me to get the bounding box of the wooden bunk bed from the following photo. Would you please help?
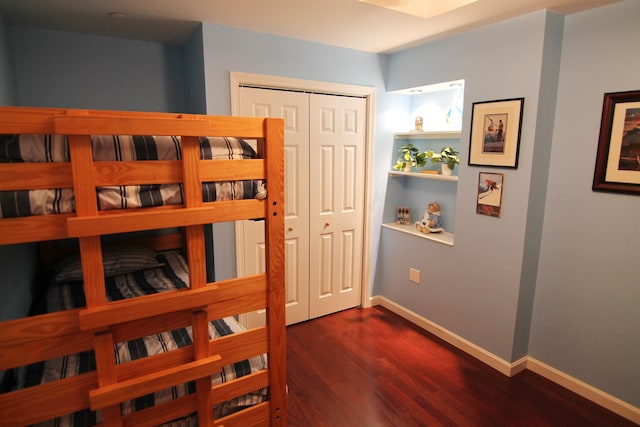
[0,106,286,426]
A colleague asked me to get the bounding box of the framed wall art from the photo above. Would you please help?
[468,97,524,168]
[592,90,640,195]
[396,206,411,225]
[476,172,504,217]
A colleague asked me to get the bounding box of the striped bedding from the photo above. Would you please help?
[0,134,267,218]
[16,250,268,426]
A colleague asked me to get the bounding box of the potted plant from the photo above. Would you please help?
[393,143,427,171]
[425,146,460,175]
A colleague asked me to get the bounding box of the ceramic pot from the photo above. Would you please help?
[441,164,453,176]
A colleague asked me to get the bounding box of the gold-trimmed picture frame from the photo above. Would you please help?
[592,90,640,195]
[469,98,524,168]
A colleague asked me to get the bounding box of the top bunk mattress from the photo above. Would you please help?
[0,134,266,218]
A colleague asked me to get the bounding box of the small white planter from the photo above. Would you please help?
[441,164,453,176]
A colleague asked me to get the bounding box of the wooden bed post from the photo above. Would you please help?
[181,129,214,426]
[66,111,124,426]
[263,117,287,426]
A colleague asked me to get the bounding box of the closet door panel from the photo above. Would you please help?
[238,87,310,327]
[309,94,366,319]
[238,87,366,326]
[319,145,335,213]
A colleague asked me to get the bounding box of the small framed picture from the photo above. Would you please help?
[592,90,640,195]
[469,98,524,168]
[476,172,504,217]
[396,206,411,225]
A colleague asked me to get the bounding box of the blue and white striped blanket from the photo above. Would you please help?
[17,250,268,426]
[0,134,266,218]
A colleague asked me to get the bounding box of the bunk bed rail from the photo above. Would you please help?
[0,107,286,426]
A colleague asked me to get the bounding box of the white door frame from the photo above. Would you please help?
[230,71,375,311]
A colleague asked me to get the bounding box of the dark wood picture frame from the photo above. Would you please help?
[592,90,640,195]
[468,98,524,168]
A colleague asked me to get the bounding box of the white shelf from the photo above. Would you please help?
[389,170,458,182]
[394,130,461,140]
[382,223,455,246]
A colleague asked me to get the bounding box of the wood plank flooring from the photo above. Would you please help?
[286,306,635,426]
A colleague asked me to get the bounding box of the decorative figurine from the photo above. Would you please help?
[415,202,444,233]
[414,116,423,132]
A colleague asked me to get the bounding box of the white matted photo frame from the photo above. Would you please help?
[476,172,504,217]
[592,89,640,195]
[469,97,524,168]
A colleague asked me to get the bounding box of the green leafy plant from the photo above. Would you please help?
[393,143,427,171]
[425,146,460,171]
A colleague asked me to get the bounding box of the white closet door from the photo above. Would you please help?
[308,94,366,319]
[238,87,310,326]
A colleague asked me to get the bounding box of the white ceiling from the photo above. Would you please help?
[0,0,619,53]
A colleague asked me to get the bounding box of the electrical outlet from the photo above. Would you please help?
[409,268,420,284]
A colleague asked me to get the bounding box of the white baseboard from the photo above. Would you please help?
[526,358,640,424]
[371,296,522,376]
[370,295,640,424]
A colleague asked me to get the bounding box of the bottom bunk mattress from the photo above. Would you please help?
[15,249,267,426]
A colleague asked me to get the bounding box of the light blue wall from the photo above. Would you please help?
[512,10,564,361]
[0,244,38,322]
[0,16,16,104]
[201,24,389,115]
[0,17,37,325]
[1,26,191,322]
[530,0,640,407]
[379,11,552,362]
[198,23,403,281]
[183,25,207,115]
[10,27,185,112]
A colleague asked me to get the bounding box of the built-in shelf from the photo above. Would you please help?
[382,223,454,246]
[394,130,461,140]
[386,129,459,247]
[389,170,458,182]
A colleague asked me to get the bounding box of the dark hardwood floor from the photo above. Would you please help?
[286,306,634,427]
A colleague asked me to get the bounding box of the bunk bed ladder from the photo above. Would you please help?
[63,113,222,426]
